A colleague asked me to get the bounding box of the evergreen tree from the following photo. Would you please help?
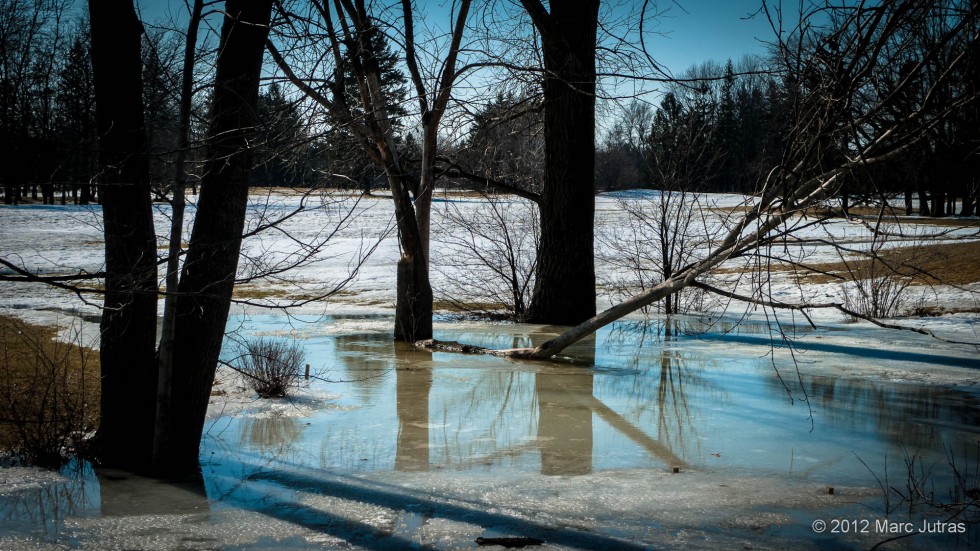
[463,91,544,194]
[254,82,312,186]
[142,30,181,191]
[713,59,738,191]
[321,20,408,193]
[645,91,722,192]
[54,33,97,203]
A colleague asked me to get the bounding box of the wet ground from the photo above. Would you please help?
[1,316,979,549]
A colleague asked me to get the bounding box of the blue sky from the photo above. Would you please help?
[641,0,782,74]
[131,0,785,117]
[135,0,783,73]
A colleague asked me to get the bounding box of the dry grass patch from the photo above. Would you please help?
[786,240,980,286]
[433,299,509,313]
[712,240,980,317]
[232,284,325,302]
[0,316,100,467]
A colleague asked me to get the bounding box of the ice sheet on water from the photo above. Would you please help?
[192,452,899,550]
[0,466,66,494]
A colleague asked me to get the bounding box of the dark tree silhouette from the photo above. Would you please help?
[165,0,275,471]
[84,0,275,473]
[253,82,311,187]
[520,0,600,326]
[54,33,98,204]
[88,0,159,469]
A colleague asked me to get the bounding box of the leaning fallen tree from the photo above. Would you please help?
[420,0,980,360]
[418,166,843,359]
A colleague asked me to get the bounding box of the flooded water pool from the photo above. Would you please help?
[2,316,978,550]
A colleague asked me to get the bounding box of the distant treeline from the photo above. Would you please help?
[2,1,976,216]
[593,55,978,217]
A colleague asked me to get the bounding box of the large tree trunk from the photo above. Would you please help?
[384,160,433,342]
[918,187,930,215]
[395,251,433,342]
[164,0,273,472]
[523,0,599,326]
[390,123,438,343]
[153,0,204,471]
[931,187,946,217]
[88,0,159,470]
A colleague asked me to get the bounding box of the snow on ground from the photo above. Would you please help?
[0,464,897,551]
[1,188,977,393]
[1,189,978,549]
[2,189,977,322]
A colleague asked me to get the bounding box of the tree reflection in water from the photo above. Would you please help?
[394,343,432,472]
[536,367,594,475]
[240,415,303,456]
[385,329,690,475]
[97,468,209,518]
[0,460,97,538]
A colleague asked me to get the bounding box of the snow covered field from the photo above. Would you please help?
[2,189,978,333]
[1,190,979,549]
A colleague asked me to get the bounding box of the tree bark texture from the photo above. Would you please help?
[395,249,434,342]
[88,0,159,470]
[154,0,204,471]
[523,0,600,326]
[165,0,274,471]
[377,145,432,342]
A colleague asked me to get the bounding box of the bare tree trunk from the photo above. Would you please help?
[392,0,470,340]
[88,0,158,470]
[164,0,273,472]
[270,0,470,342]
[391,180,433,342]
[153,0,203,471]
[918,187,930,215]
[522,0,599,326]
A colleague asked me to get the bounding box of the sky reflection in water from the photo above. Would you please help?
[2,316,978,548]
[213,316,979,483]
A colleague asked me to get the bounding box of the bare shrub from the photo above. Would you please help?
[858,443,980,549]
[839,228,925,319]
[433,194,539,321]
[236,338,305,398]
[597,192,715,315]
[0,318,99,468]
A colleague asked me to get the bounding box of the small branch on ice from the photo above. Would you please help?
[414,339,554,361]
[414,339,494,354]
